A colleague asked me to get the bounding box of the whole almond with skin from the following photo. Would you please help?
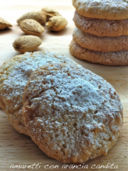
[13,35,42,53]
[46,16,68,32]
[41,8,60,21]
[17,11,46,25]
[0,17,12,30]
[19,19,44,36]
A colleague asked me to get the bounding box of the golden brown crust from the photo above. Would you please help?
[7,113,28,135]
[73,29,128,52]
[70,40,128,66]
[74,11,128,37]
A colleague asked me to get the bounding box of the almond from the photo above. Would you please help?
[41,8,60,21]
[0,17,12,30]
[13,35,42,53]
[19,19,44,36]
[46,16,67,32]
[17,11,46,25]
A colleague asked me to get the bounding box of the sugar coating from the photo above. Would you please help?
[73,0,128,20]
[0,51,72,134]
[23,63,123,163]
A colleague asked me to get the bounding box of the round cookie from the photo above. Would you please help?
[23,62,122,163]
[73,29,128,52]
[70,40,128,66]
[74,11,128,37]
[73,0,128,20]
[0,51,72,135]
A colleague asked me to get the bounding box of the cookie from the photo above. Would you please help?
[73,29,128,52]
[0,51,72,135]
[73,0,128,20]
[74,11,128,37]
[70,40,128,66]
[23,62,122,163]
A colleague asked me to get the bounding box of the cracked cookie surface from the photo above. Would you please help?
[0,51,71,135]
[23,62,122,163]
[73,0,128,20]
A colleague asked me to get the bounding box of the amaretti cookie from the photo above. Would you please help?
[73,29,128,52]
[23,62,123,163]
[73,0,128,20]
[70,40,128,65]
[74,11,128,37]
[0,51,72,135]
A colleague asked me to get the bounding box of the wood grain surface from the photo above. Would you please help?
[0,0,128,171]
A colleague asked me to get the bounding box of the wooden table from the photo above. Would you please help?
[0,0,128,170]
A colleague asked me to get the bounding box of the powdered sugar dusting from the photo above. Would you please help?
[73,0,128,20]
[0,51,73,130]
[76,0,127,8]
[24,62,123,163]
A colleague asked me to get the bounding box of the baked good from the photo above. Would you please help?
[70,40,128,65]
[73,28,128,52]
[0,51,72,135]
[74,11,128,37]
[23,62,123,163]
[73,0,128,20]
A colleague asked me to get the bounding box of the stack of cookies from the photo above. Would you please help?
[70,0,128,65]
